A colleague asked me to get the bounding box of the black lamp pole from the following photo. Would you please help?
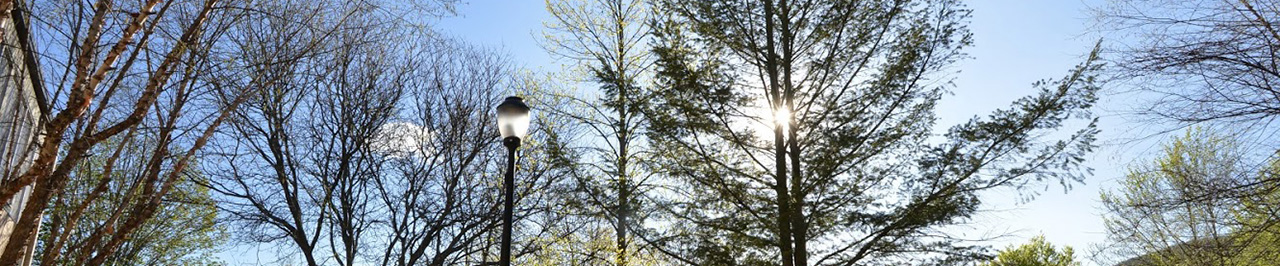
[495,96,529,266]
[500,136,519,266]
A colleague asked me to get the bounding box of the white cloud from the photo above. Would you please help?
[372,122,433,158]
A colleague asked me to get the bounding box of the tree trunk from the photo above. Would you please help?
[763,0,796,264]
[0,178,52,264]
[777,0,807,263]
[788,114,807,266]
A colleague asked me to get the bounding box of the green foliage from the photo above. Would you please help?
[981,236,1079,266]
[111,177,227,266]
[643,0,1103,264]
[35,141,227,266]
[540,0,658,264]
[1228,161,1280,265]
[1099,128,1280,266]
[1226,215,1280,266]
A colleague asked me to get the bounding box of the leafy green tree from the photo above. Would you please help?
[1098,129,1280,266]
[642,0,1103,265]
[981,236,1080,266]
[35,139,227,266]
[1227,162,1280,266]
[1226,207,1280,266]
[90,175,227,266]
[541,0,657,264]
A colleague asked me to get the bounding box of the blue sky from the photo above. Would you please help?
[936,2,1164,264]
[940,0,1114,256]
[222,0,1151,264]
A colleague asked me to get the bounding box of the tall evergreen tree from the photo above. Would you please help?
[643,0,1102,264]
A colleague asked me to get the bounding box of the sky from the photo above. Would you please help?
[224,0,1156,264]
[934,2,1168,265]
[939,0,1114,255]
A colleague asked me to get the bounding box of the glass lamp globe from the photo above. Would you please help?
[496,96,530,140]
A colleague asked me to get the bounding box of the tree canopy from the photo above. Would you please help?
[1098,128,1280,266]
[637,0,1101,264]
[981,235,1080,266]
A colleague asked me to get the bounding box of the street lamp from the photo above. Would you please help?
[496,96,529,266]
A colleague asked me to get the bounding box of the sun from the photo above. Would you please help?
[747,101,795,142]
[770,106,792,133]
[774,107,791,127]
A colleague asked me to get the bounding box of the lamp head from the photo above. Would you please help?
[496,96,531,141]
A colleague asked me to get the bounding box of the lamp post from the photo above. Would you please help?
[496,96,530,266]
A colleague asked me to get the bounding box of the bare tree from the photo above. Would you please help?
[372,38,504,266]
[202,1,376,265]
[304,5,411,265]
[1097,0,1280,139]
[201,1,583,265]
[359,36,584,265]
